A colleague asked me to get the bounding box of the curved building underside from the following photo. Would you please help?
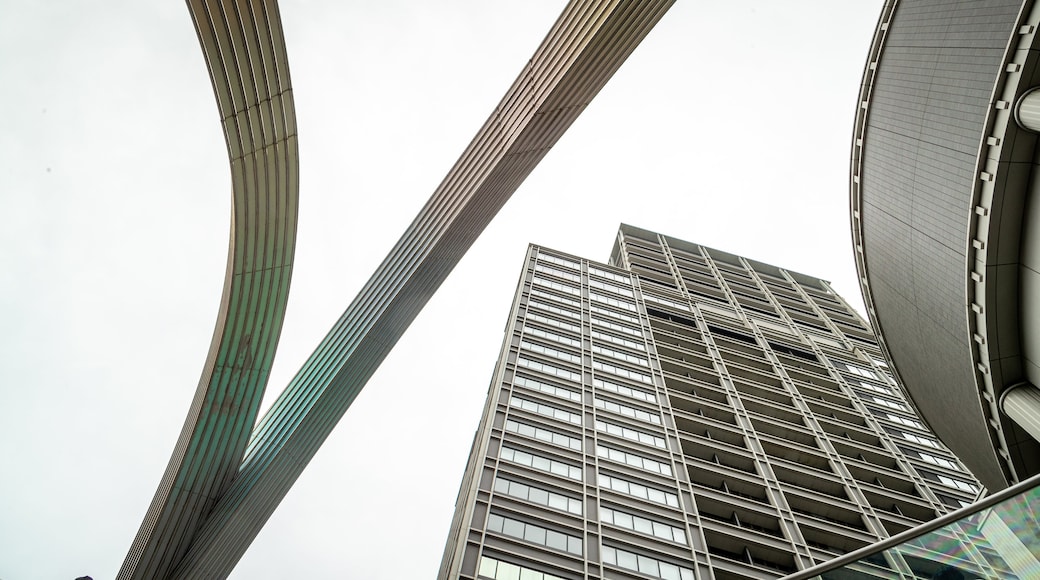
[123,1,674,577]
[853,0,1040,492]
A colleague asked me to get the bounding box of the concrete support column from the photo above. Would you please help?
[1016,88,1040,132]
[1001,382,1040,443]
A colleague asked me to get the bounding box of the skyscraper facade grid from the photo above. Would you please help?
[438,225,998,580]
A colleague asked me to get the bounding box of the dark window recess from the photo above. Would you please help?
[767,342,818,362]
[707,325,757,345]
[863,552,892,570]
[647,307,699,330]
[640,276,678,290]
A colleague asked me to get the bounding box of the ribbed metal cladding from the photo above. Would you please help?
[166,1,674,577]
[119,1,298,578]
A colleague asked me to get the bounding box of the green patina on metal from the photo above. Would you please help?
[119,1,299,578]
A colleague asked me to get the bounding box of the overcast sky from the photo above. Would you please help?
[0,1,883,578]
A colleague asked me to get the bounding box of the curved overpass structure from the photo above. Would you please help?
[122,0,673,577]
[852,0,1040,492]
[120,0,299,577]
[168,2,675,577]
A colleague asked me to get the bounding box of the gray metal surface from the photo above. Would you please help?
[850,0,1030,491]
[119,0,299,578]
[160,1,674,577]
[1002,383,1040,443]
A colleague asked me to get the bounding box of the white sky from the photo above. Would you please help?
[0,1,883,578]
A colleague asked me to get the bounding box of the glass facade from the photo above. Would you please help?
[783,475,1040,580]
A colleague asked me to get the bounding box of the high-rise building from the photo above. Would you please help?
[438,224,991,580]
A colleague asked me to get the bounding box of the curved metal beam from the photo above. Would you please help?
[168,1,674,576]
[119,1,298,577]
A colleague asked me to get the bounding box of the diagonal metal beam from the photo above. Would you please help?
[168,0,675,576]
[118,1,299,578]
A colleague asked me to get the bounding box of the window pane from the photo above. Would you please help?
[498,561,521,580]
[638,555,659,575]
[618,550,638,570]
[524,525,546,545]
[479,556,498,579]
[615,512,633,529]
[545,530,567,551]
[634,517,653,535]
[487,514,504,533]
[659,562,681,580]
[547,494,567,511]
[503,518,524,539]
[530,488,549,505]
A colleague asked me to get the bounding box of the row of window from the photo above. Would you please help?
[477,556,566,580]
[531,288,580,309]
[936,474,978,494]
[883,412,925,430]
[897,430,939,449]
[594,397,661,425]
[522,340,581,365]
[597,445,672,477]
[591,329,645,352]
[527,309,580,332]
[590,292,637,312]
[486,512,583,556]
[858,381,892,396]
[912,449,958,470]
[591,315,643,338]
[591,302,640,324]
[478,542,691,580]
[534,276,580,297]
[535,262,580,283]
[500,446,582,481]
[593,377,657,404]
[595,419,666,449]
[598,473,680,508]
[510,396,582,426]
[593,360,653,385]
[589,278,634,298]
[506,419,582,452]
[525,326,581,348]
[870,396,908,412]
[600,506,686,544]
[602,545,695,580]
[592,344,649,367]
[517,357,581,383]
[537,253,580,271]
[494,477,582,515]
[589,265,630,284]
[513,375,581,403]
[843,362,879,380]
